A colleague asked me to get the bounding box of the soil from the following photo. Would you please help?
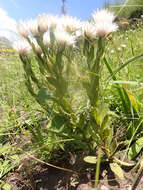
[3,151,143,190]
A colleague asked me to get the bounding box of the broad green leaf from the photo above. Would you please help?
[37,88,51,103]
[128,137,143,160]
[113,158,135,167]
[51,115,65,133]
[84,156,97,164]
[110,163,124,179]
[84,156,107,164]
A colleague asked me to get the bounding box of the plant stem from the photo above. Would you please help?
[94,146,101,190]
[131,163,143,190]
[90,37,105,106]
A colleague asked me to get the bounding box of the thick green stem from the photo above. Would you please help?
[90,37,105,106]
[94,146,101,190]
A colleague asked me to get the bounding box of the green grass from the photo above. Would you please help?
[1,25,143,144]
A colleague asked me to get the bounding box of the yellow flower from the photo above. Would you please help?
[121,21,129,25]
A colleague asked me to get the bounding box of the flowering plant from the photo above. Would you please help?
[13,8,119,152]
[13,9,131,183]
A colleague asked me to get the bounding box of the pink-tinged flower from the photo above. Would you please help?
[43,32,50,46]
[37,14,58,32]
[47,14,59,30]
[17,21,30,38]
[10,106,14,110]
[92,9,115,24]
[54,29,75,46]
[13,40,32,55]
[37,14,49,33]
[82,22,97,39]
[94,22,118,37]
[61,15,81,33]
[28,19,39,36]
[92,9,118,37]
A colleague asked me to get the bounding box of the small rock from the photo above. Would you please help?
[100,185,109,190]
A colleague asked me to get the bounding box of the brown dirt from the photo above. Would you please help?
[3,153,143,190]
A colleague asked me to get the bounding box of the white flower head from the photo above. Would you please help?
[47,14,59,30]
[82,21,97,39]
[37,14,49,33]
[37,14,59,32]
[17,21,30,38]
[28,19,39,36]
[54,29,75,46]
[62,15,81,33]
[13,40,32,55]
[92,9,115,23]
[43,32,51,46]
[92,9,118,37]
[95,22,118,37]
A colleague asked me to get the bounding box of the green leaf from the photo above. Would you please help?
[84,156,107,164]
[110,163,124,179]
[101,115,109,130]
[92,104,109,126]
[84,156,97,164]
[88,125,100,142]
[51,115,65,133]
[110,138,118,155]
[37,88,51,103]
[128,137,143,160]
[3,183,11,190]
[113,158,135,167]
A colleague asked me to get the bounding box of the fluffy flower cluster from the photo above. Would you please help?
[82,22,97,39]
[92,9,118,37]
[37,14,58,32]
[62,16,81,33]
[14,9,118,55]
[17,21,30,38]
[13,40,31,55]
[54,29,75,46]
